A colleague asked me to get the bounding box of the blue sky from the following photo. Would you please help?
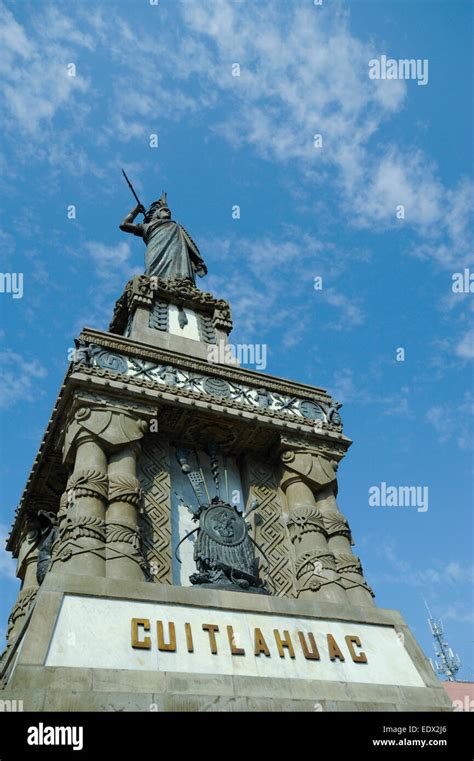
[0,0,472,681]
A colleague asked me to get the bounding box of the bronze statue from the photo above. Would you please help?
[177,496,269,595]
[119,191,207,284]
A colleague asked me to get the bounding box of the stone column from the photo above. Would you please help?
[317,485,375,606]
[1,524,40,664]
[280,449,347,603]
[106,443,145,581]
[53,396,156,581]
[51,433,108,577]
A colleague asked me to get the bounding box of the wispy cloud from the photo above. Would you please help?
[0,351,47,410]
[205,230,365,341]
[455,327,474,360]
[0,2,90,136]
[1,1,471,276]
[72,240,141,332]
[377,540,474,588]
[425,391,473,450]
[330,366,413,416]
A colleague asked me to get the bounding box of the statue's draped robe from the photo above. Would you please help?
[142,220,207,283]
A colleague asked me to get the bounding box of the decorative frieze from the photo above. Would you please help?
[71,343,344,432]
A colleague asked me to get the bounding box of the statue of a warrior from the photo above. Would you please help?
[119,192,207,285]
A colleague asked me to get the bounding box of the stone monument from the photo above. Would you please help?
[0,190,452,712]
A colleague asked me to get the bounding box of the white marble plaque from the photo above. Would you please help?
[45,595,425,687]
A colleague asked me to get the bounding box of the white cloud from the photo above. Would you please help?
[323,288,365,330]
[0,351,47,410]
[425,391,473,450]
[378,541,474,588]
[1,0,471,276]
[204,230,364,341]
[84,240,134,283]
[0,2,90,136]
[439,602,474,625]
[329,366,413,415]
[72,240,141,332]
[456,327,474,360]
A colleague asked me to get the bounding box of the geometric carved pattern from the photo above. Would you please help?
[149,299,169,332]
[243,459,295,598]
[76,336,343,432]
[137,435,172,583]
[198,312,217,344]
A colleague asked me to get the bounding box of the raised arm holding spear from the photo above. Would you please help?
[119,170,208,283]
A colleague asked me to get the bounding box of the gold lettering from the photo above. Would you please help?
[185,622,194,653]
[254,628,270,657]
[157,620,176,652]
[131,618,151,649]
[345,635,368,663]
[298,631,320,660]
[227,625,245,656]
[202,623,219,654]
[327,633,345,662]
[274,629,295,658]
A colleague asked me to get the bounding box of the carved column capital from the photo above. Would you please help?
[280,432,349,458]
[61,394,157,466]
[280,447,337,494]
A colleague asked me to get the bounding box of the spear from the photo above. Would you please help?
[121,168,145,212]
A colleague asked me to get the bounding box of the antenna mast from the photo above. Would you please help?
[424,600,461,681]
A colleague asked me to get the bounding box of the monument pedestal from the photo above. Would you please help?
[1,574,452,712]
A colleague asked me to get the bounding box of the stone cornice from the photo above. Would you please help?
[71,344,344,434]
[79,328,332,401]
[68,367,351,443]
